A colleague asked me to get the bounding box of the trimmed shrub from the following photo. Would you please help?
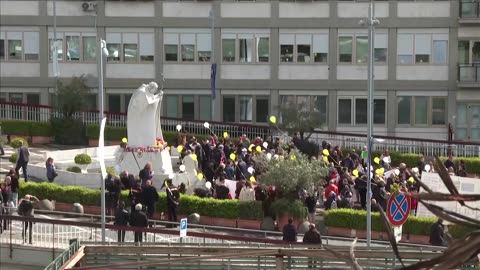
[9,153,17,163]
[10,138,28,149]
[324,208,472,239]
[18,182,263,221]
[66,166,82,173]
[74,154,91,165]
[1,120,51,137]
[50,118,86,145]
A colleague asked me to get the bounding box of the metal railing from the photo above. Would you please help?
[458,63,480,82]
[44,239,81,270]
[460,0,480,18]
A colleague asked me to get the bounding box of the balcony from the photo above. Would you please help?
[459,0,480,22]
[458,63,480,83]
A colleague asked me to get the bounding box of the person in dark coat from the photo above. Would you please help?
[141,179,159,224]
[129,178,143,211]
[215,176,230,200]
[235,156,248,180]
[165,180,179,228]
[282,217,297,242]
[15,141,30,182]
[303,223,322,268]
[429,219,445,246]
[45,157,57,182]
[114,201,130,242]
[305,195,317,224]
[139,162,153,186]
[129,203,148,243]
[8,169,19,207]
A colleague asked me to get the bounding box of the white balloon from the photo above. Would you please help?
[179,164,186,172]
[168,173,175,180]
[394,169,400,176]
[176,124,182,132]
[203,122,210,129]
[424,165,431,172]
[262,142,268,148]
[370,172,374,179]
[370,166,374,171]
[383,157,390,163]
[205,181,212,189]
[273,154,279,160]
[247,167,254,174]
[412,167,419,173]
[266,153,272,161]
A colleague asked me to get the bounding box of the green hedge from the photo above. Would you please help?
[19,182,263,221]
[9,153,17,163]
[324,208,475,239]
[2,120,51,137]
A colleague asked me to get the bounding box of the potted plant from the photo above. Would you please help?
[260,150,328,231]
[74,153,92,173]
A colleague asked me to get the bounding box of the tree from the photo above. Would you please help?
[54,76,89,118]
[278,101,324,141]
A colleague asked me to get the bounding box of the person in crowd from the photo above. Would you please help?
[350,149,359,162]
[235,180,246,200]
[429,219,445,246]
[417,155,425,175]
[165,179,179,228]
[324,180,339,202]
[114,201,129,242]
[360,145,368,166]
[380,149,391,170]
[239,180,255,201]
[215,163,226,179]
[0,181,13,233]
[235,155,248,181]
[372,179,388,211]
[355,175,368,209]
[303,223,322,268]
[341,153,354,171]
[215,176,230,200]
[17,194,39,244]
[282,217,297,242]
[448,166,456,176]
[15,141,30,182]
[129,177,143,211]
[142,179,159,225]
[45,157,57,182]
[458,160,467,177]
[305,194,317,224]
[108,176,122,217]
[224,160,235,180]
[8,169,19,208]
[130,203,148,243]
[120,171,134,190]
[303,223,322,245]
[324,191,337,210]
[139,162,154,186]
[444,155,455,171]
[204,161,216,183]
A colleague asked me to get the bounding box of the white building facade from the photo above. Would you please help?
[0,0,479,141]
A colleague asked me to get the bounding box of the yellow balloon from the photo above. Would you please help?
[290,155,296,160]
[122,137,128,143]
[375,169,380,175]
[322,149,330,156]
[374,157,380,164]
[408,177,415,183]
[197,173,204,180]
[230,153,236,161]
[250,176,256,183]
[248,145,254,152]
[167,146,171,151]
[177,145,184,153]
[379,168,385,175]
[191,154,197,161]
[256,146,262,152]
[269,116,277,124]
[223,132,229,138]
[323,156,328,162]
[352,169,359,177]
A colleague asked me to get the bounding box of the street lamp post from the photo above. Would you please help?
[359,0,379,248]
[98,39,109,242]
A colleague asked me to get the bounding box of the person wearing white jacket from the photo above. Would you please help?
[239,181,255,201]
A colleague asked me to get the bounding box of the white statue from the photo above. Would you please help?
[127,82,163,147]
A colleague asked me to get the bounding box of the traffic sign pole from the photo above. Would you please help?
[387,192,411,227]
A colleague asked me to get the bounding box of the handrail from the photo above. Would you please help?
[44,239,80,270]
[0,214,441,250]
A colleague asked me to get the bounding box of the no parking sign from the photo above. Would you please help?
[386,192,411,226]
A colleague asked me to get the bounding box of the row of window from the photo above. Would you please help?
[1,30,451,66]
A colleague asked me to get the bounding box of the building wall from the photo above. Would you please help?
[0,0,479,141]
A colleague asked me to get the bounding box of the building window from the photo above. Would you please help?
[223,96,236,122]
[106,32,154,63]
[49,31,97,63]
[108,95,121,113]
[397,96,411,125]
[313,96,328,125]
[182,95,195,120]
[199,96,211,121]
[0,31,39,62]
[83,36,96,62]
[355,99,367,124]
[66,35,80,61]
[374,99,386,124]
[240,96,253,122]
[397,32,448,65]
[280,33,328,64]
[164,31,211,63]
[166,95,178,118]
[222,32,270,63]
[256,97,269,123]
[339,33,387,64]
[338,99,352,124]
[398,96,447,126]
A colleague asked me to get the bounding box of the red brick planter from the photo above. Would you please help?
[11,135,52,145]
[326,226,430,245]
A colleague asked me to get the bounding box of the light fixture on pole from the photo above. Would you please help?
[98,39,109,242]
[359,0,379,248]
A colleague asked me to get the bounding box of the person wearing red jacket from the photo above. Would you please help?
[324,180,339,201]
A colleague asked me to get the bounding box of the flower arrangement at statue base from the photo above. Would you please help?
[121,137,169,153]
